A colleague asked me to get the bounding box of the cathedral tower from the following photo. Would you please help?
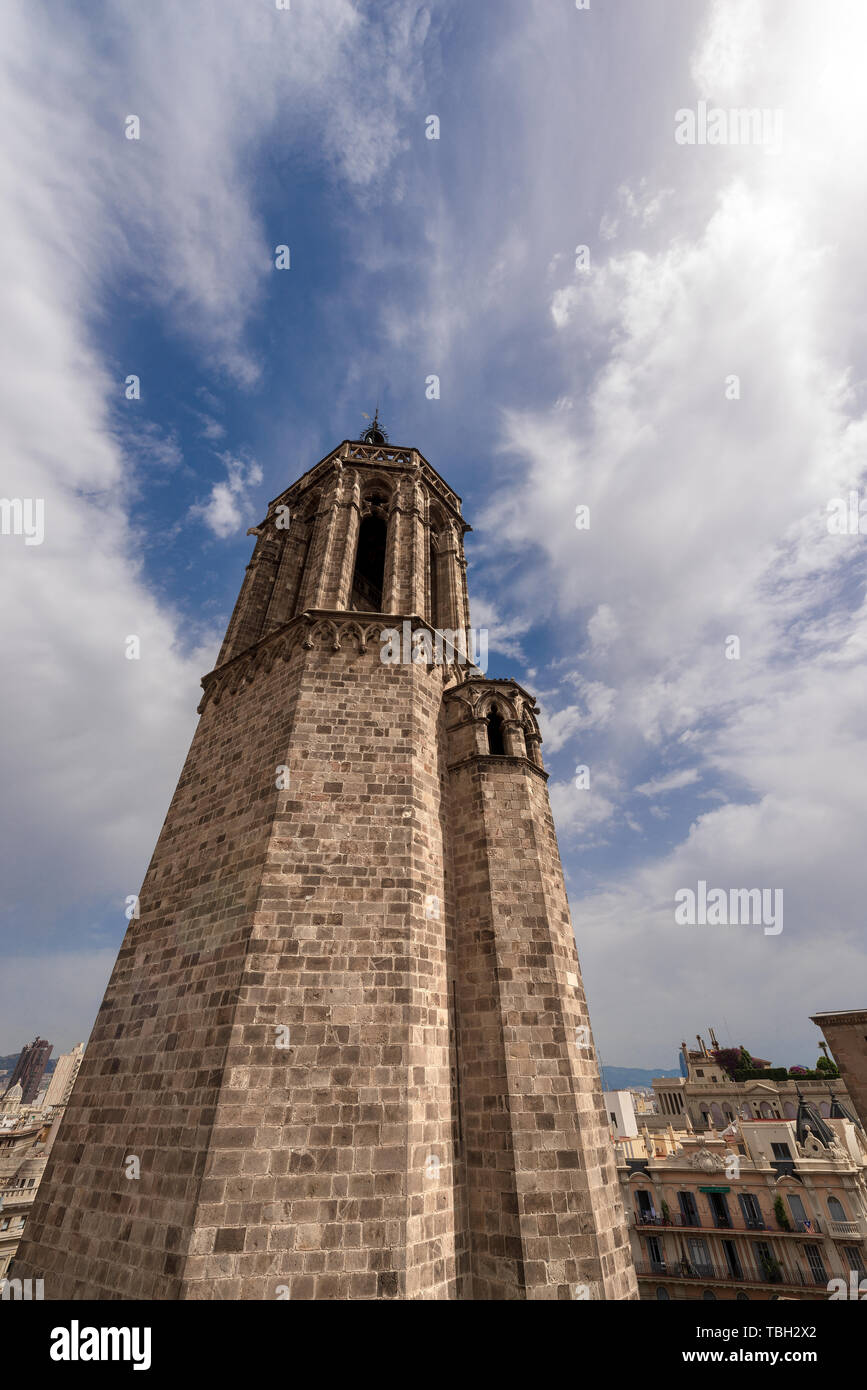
[14,427,636,1300]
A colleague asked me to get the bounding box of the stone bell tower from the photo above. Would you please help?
[15,422,636,1301]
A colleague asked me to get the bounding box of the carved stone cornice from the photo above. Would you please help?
[811,1011,867,1028]
[198,611,475,713]
[445,753,549,782]
[345,442,416,468]
[267,441,465,528]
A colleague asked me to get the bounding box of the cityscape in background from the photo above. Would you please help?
[4,1012,865,1300]
[2,0,867,1334]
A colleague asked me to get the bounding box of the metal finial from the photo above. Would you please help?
[361,407,388,446]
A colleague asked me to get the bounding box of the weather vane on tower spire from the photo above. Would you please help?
[360,405,388,446]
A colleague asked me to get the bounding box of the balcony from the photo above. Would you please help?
[828,1220,863,1238]
[633,1211,820,1237]
[634,1261,829,1291]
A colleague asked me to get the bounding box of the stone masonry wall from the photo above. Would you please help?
[14,636,304,1297]
[177,625,460,1299]
[445,685,637,1301]
[15,619,465,1299]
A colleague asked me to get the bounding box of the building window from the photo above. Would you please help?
[677,1191,699,1227]
[787,1193,809,1229]
[804,1244,828,1285]
[738,1193,764,1229]
[429,535,440,627]
[722,1239,743,1279]
[771,1142,792,1161]
[646,1236,665,1273]
[827,1196,847,1223]
[486,707,506,756]
[655,1286,670,1300]
[636,1190,656,1222]
[736,1291,750,1301]
[844,1245,866,1278]
[706,1192,732,1229]
[350,514,387,611]
[687,1239,712,1278]
[702,1289,717,1301]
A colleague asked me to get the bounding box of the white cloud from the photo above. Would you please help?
[538,675,616,754]
[635,768,701,797]
[467,596,530,662]
[587,604,619,655]
[190,454,264,539]
[5,0,867,1073]
[550,771,620,846]
[540,704,584,754]
[0,0,436,1021]
[425,0,867,1060]
[198,415,226,442]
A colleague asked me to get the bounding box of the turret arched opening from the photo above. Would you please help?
[486,705,506,756]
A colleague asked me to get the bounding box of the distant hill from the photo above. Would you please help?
[1,1054,674,1092]
[601,1065,680,1090]
[1,1057,677,1092]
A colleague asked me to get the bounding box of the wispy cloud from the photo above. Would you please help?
[189,453,264,539]
[635,768,701,797]
[0,0,437,1049]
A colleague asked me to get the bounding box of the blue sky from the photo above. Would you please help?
[2,0,867,1073]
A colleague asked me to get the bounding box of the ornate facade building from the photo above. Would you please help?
[654,1034,859,1134]
[621,1101,867,1300]
[0,1121,55,1283]
[14,426,636,1301]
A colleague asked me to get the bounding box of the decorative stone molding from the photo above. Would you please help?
[685,1149,727,1172]
[443,675,542,739]
[445,752,549,782]
[199,611,452,712]
[346,442,415,467]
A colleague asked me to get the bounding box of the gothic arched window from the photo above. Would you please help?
[351,514,387,611]
[486,706,506,756]
[290,510,315,616]
[429,534,440,629]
